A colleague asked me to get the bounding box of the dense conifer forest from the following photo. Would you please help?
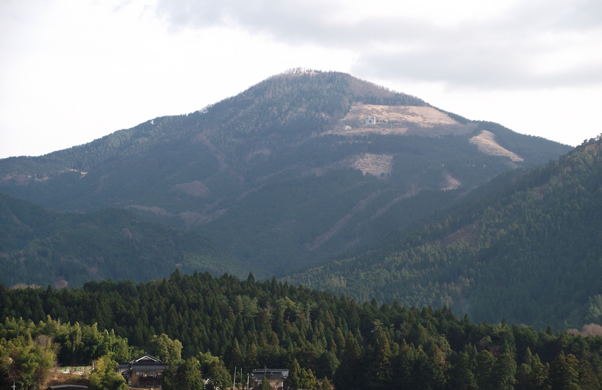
[3,271,602,389]
[0,193,251,287]
[288,136,602,330]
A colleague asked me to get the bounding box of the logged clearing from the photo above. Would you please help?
[172,181,211,197]
[345,104,458,126]
[469,130,523,162]
[326,103,475,137]
[352,154,393,177]
[441,173,461,191]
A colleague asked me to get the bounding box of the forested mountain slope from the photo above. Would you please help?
[0,192,249,288]
[287,136,602,330]
[0,71,571,275]
[3,271,602,390]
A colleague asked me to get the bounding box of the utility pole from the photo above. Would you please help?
[233,366,237,390]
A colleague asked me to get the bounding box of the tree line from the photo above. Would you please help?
[2,271,602,388]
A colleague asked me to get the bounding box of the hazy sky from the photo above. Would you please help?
[1,0,601,158]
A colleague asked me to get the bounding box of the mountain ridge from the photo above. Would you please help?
[0,71,572,276]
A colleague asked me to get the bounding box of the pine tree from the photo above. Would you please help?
[375,329,392,384]
[245,343,258,373]
[492,352,517,390]
[181,357,204,390]
[161,362,179,390]
[475,350,495,390]
[447,352,477,390]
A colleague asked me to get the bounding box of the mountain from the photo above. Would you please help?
[286,136,602,329]
[0,192,251,288]
[0,70,571,276]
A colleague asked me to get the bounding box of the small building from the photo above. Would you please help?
[118,353,167,388]
[365,116,376,125]
[251,368,289,390]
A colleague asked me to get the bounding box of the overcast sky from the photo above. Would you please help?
[1,0,601,158]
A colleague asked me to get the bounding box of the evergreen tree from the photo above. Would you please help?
[228,339,243,371]
[576,360,597,390]
[261,377,272,390]
[475,350,495,390]
[549,353,580,390]
[447,352,477,390]
[245,343,258,373]
[375,329,392,384]
[181,357,204,390]
[492,352,517,390]
[162,362,179,390]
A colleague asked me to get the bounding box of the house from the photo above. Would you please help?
[365,116,376,125]
[118,353,168,388]
[251,368,289,390]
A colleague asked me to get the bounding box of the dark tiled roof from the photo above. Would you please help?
[129,364,167,371]
[127,353,163,364]
[252,369,289,380]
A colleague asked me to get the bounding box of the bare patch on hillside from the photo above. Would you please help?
[245,148,271,161]
[121,228,134,239]
[352,154,393,177]
[179,208,229,229]
[568,324,602,336]
[443,222,481,246]
[326,104,475,137]
[469,130,523,162]
[55,279,68,289]
[10,283,43,290]
[126,205,173,217]
[440,173,461,191]
[172,181,211,197]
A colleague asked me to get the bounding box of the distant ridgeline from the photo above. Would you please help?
[2,271,602,390]
[0,71,571,277]
[286,136,602,330]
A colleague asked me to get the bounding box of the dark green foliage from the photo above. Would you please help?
[179,357,204,390]
[260,377,271,390]
[3,272,602,390]
[89,354,127,390]
[0,192,250,288]
[148,333,182,363]
[287,137,602,329]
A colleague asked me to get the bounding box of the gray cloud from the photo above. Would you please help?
[155,0,602,89]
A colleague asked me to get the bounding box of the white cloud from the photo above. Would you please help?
[0,0,601,158]
[155,0,602,89]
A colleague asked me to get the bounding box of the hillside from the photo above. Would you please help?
[286,136,602,329]
[0,192,250,288]
[0,71,571,275]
